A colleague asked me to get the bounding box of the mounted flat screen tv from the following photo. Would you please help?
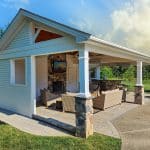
[53,61,66,73]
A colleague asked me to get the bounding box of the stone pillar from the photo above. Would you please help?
[135,86,144,105]
[135,61,144,105]
[75,96,93,138]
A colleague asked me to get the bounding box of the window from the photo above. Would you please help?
[11,59,26,85]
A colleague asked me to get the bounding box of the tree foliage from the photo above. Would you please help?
[143,65,150,80]
[123,65,135,81]
[101,66,113,79]
[0,28,4,39]
[100,65,150,81]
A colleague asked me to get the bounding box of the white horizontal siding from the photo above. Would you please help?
[0,57,35,117]
[0,37,82,59]
[0,60,10,86]
[6,21,32,50]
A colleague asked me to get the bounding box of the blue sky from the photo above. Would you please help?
[0,0,123,27]
[0,0,150,52]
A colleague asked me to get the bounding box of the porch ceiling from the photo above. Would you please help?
[89,52,134,65]
[85,38,150,64]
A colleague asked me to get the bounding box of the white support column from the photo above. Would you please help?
[31,56,36,114]
[78,49,91,98]
[95,66,100,80]
[135,60,144,105]
[76,48,93,138]
[136,61,143,86]
[27,56,36,115]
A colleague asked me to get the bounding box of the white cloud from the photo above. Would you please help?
[69,0,109,38]
[1,0,29,9]
[69,14,102,38]
[110,0,150,53]
[69,0,150,54]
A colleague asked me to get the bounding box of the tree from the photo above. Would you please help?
[0,28,4,39]
[112,65,127,78]
[123,65,135,81]
[101,66,113,79]
[0,24,8,39]
[143,65,150,80]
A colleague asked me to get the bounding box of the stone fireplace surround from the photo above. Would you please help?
[47,52,79,94]
[48,53,66,93]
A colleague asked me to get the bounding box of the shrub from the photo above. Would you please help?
[123,65,135,81]
[101,66,113,79]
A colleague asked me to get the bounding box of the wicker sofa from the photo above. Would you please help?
[62,89,123,112]
[93,89,123,110]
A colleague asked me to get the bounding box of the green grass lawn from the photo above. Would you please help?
[0,121,121,150]
[122,79,150,92]
[143,80,150,92]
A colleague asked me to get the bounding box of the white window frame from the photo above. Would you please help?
[10,58,26,86]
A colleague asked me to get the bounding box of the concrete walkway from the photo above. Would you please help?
[112,93,150,150]
[0,108,71,136]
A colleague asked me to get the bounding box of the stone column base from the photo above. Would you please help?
[75,96,93,138]
[134,86,144,105]
[122,88,127,102]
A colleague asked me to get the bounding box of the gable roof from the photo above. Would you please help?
[0,9,91,50]
[0,9,150,62]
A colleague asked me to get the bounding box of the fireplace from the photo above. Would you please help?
[53,81,65,93]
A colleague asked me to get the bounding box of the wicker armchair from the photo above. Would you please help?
[61,93,78,113]
[40,89,60,107]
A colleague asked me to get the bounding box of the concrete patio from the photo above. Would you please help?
[112,93,150,150]
[0,92,149,150]
[0,98,138,138]
[35,92,146,138]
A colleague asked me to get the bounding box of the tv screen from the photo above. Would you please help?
[53,61,66,73]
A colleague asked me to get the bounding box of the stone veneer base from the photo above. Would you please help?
[134,86,144,105]
[75,96,93,138]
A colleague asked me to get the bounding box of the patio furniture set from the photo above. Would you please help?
[39,80,126,113]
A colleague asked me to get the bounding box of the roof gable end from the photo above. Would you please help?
[0,9,91,50]
[5,20,32,50]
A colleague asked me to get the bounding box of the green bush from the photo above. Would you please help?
[101,66,113,79]
[143,65,150,80]
[123,65,135,81]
